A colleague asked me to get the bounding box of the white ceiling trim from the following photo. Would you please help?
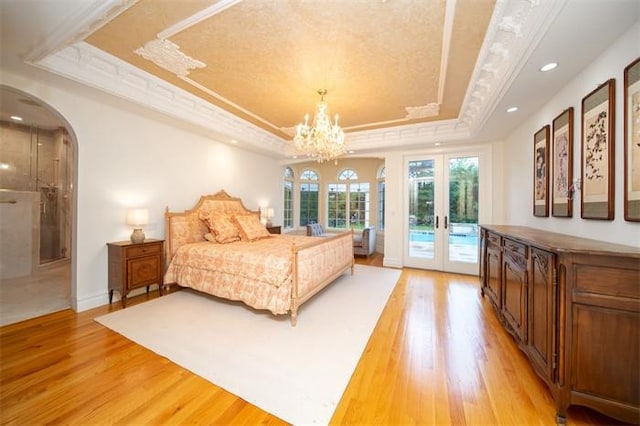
[157,0,243,40]
[32,41,286,156]
[459,0,567,136]
[24,0,137,64]
[21,0,570,159]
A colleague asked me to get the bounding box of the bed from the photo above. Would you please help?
[163,190,354,325]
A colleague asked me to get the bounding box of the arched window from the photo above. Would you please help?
[377,166,385,231]
[338,168,358,180]
[328,168,369,229]
[299,168,319,226]
[283,167,294,229]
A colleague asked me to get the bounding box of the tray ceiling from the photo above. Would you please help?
[85,0,494,139]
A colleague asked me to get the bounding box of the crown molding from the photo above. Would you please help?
[459,0,567,135]
[32,42,286,156]
[22,0,568,160]
[24,0,136,63]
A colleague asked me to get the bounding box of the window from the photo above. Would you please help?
[283,167,294,229]
[328,169,369,229]
[338,169,358,180]
[299,168,319,226]
[377,166,385,231]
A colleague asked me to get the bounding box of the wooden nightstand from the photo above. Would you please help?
[107,239,164,308]
[266,225,281,234]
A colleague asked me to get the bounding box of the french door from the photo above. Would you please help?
[404,154,480,275]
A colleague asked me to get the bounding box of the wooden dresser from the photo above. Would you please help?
[479,225,640,424]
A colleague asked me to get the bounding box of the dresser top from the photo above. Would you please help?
[480,225,640,258]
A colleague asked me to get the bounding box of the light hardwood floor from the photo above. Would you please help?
[0,254,625,425]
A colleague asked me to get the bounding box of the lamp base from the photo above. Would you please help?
[130,228,146,244]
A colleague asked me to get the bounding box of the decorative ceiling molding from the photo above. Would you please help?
[32,42,286,156]
[24,0,136,63]
[22,0,569,159]
[405,103,440,120]
[134,38,205,77]
[157,0,242,39]
[458,0,567,135]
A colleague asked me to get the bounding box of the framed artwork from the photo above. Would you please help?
[552,108,574,217]
[624,57,640,221]
[533,125,550,217]
[581,79,615,220]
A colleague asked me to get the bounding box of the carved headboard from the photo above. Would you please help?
[164,190,258,262]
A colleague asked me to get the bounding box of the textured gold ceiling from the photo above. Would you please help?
[86,0,495,139]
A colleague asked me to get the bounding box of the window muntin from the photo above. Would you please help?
[327,181,369,229]
[299,182,319,226]
[283,167,294,229]
[338,169,358,180]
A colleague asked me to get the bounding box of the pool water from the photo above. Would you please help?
[410,231,477,246]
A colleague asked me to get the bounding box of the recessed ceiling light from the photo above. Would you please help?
[348,150,355,154]
[231,139,237,144]
[540,62,558,72]
[435,143,441,146]
[507,107,518,113]
[0,163,10,170]
[10,115,23,121]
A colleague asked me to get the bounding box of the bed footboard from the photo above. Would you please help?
[289,229,354,326]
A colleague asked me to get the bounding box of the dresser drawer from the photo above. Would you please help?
[503,238,527,258]
[125,242,162,258]
[487,232,501,247]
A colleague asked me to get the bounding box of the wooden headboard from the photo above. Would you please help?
[164,190,259,262]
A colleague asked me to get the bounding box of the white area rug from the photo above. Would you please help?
[95,264,400,425]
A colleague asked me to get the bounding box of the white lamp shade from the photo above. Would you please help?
[127,208,149,226]
[266,207,274,218]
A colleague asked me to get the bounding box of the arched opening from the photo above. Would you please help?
[0,85,77,325]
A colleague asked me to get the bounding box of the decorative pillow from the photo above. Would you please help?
[232,214,272,242]
[199,211,240,243]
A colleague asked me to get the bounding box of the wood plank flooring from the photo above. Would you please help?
[0,254,626,424]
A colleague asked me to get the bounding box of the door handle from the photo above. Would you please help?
[444,216,448,229]
[435,216,439,229]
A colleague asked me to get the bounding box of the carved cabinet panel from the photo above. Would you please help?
[527,247,556,386]
[501,238,528,341]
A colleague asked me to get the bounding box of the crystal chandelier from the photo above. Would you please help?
[293,89,346,163]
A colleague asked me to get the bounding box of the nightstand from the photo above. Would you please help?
[107,239,164,308]
[266,225,281,234]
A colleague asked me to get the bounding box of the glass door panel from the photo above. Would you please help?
[405,157,442,269]
[405,154,481,275]
[444,156,479,275]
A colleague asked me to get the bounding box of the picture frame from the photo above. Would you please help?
[552,108,574,217]
[624,57,640,222]
[533,125,550,217]
[581,79,615,220]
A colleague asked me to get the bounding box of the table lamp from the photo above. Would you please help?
[127,208,149,243]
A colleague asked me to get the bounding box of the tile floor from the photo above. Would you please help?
[0,259,71,326]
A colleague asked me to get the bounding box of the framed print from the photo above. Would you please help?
[581,79,615,220]
[533,125,550,217]
[624,57,640,221]
[552,108,574,217]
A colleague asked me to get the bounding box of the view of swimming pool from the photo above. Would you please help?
[410,230,478,246]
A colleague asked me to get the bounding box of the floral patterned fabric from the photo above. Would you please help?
[200,211,241,243]
[232,214,272,241]
[164,233,354,315]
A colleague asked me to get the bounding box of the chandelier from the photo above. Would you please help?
[293,89,346,163]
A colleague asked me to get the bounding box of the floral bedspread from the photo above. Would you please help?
[164,233,353,315]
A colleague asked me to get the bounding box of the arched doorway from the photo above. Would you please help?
[0,85,77,326]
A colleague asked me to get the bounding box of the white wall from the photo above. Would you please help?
[503,22,640,247]
[1,66,284,311]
